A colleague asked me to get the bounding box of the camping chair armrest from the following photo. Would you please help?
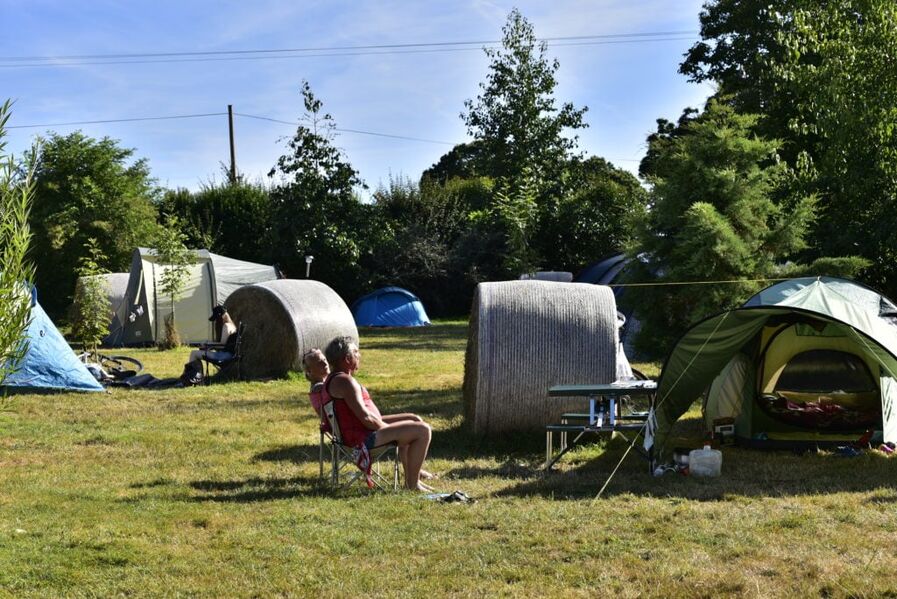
[199,342,227,350]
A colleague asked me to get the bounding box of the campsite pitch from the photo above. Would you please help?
[1,322,896,597]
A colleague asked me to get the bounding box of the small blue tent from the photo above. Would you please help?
[3,294,104,392]
[351,287,431,327]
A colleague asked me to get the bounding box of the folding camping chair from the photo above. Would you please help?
[201,322,245,384]
[320,400,399,490]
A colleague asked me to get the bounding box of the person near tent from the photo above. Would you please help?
[321,336,437,491]
[180,305,237,385]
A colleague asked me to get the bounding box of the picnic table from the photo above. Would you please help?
[545,380,657,471]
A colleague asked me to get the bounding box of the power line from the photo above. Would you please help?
[0,31,697,61]
[4,110,645,163]
[5,112,227,129]
[0,35,697,69]
[235,113,456,146]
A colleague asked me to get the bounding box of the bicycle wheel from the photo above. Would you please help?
[99,355,144,376]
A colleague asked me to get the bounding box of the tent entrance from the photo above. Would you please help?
[706,321,885,446]
[753,324,882,435]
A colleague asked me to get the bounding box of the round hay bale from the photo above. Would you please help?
[225,279,358,379]
[463,280,618,434]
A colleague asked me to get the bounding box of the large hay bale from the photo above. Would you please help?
[225,280,358,379]
[463,281,618,434]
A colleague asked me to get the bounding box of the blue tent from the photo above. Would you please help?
[3,295,104,392]
[351,287,431,327]
[574,254,630,292]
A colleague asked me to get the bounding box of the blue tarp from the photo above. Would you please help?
[3,299,104,392]
[351,287,431,327]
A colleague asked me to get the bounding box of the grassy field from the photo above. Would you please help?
[2,322,897,597]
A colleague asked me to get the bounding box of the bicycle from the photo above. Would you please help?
[77,351,144,382]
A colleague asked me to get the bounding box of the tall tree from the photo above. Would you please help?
[268,81,368,298]
[419,141,487,185]
[680,0,897,297]
[160,181,273,264]
[462,8,587,187]
[0,100,36,385]
[629,99,828,353]
[28,131,159,319]
[539,157,648,272]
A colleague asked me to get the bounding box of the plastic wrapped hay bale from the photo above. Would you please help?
[225,279,358,379]
[463,280,618,434]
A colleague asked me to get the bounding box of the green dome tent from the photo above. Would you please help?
[651,277,897,458]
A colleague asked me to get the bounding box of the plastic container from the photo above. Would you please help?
[688,445,722,477]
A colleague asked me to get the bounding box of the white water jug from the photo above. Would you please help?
[689,445,722,477]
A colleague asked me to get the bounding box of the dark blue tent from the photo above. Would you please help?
[3,295,103,392]
[574,254,630,292]
[351,287,431,327]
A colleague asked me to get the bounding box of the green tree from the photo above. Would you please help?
[0,100,36,385]
[630,100,824,353]
[153,215,194,349]
[365,176,491,315]
[268,81,368,297]
[160,181,273,264]
[28,131,159,319]
[537,156,649,272]
[71,238,111,356]
[472,172,540,278]
[680,0,897,297]
[419,141,487,185]
[462,8,587,188]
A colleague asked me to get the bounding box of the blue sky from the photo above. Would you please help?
[2,0,713,193]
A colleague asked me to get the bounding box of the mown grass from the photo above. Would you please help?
[1,321,897,597]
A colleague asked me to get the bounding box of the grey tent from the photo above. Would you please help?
[107,248,279,346]
[651,277,897,458]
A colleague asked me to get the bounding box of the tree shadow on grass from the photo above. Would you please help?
[187,474,414,502]
[187,475,330,502]
[371,388,463,421]
[253,444,318,463]
[359,324,467,352]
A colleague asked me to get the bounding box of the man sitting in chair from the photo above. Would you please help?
[180,305,237,385]
[321,336,436,491]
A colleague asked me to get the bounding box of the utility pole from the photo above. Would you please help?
[227,104,236,185]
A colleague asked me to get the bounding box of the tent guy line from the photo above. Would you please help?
[608,277,796,288]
